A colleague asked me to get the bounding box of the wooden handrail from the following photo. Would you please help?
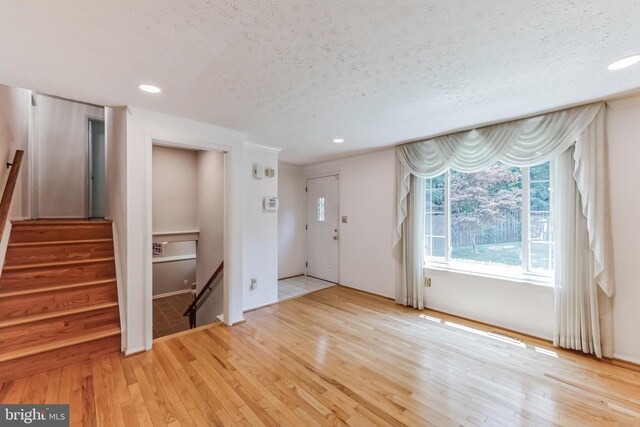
[0,150,24,239]
[183,261,223,328]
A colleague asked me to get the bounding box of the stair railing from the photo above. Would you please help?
[183,261,223,328]
[0,150,25,239]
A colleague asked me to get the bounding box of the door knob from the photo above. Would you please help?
[333,235,338,240]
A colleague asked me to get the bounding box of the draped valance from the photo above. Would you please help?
[396,102,603,177]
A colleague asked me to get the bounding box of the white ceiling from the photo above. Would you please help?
[1,1,639,164]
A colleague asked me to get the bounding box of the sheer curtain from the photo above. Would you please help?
[553,110,614,358]
[393,102,614,357]
[395,174,425,309]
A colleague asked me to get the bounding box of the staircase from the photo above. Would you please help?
[0,220,121,383]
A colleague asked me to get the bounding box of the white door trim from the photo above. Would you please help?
[143,133,240,351]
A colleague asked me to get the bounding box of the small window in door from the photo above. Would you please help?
[317,197,325,222]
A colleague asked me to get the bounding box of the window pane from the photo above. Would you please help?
[530,181,550,212]
[530,241,553,271]
[426,174,445,213]
[528,161,553,275]
[530,212,551,241]
[426,189,445,212]
[426,236,446,259]
[450,163,522,267]
[425,213,445,236]
[317,197,325,222]
[426,174,445,190]
[529,162,550,181]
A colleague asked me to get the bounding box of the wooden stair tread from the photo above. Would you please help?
[0,218,121,377]
[3,256,115,271]
[0,301,119,328]
[8,238,113,248]
[12,219,112,225]
[0,327,120,363]
[0,279,116,298]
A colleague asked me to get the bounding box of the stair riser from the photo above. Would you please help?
[0,261,116,290]
[5,241,114,266]
[9,225,113,243]
[0,334,120,383]
[0,306,120,353]
[0,283,117,320]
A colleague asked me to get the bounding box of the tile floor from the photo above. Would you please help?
[278,275,336,301]
[153,292,194,338]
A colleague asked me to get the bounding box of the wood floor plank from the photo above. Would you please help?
[2,286,640,426]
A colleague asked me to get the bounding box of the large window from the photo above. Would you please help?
[425,162,553,278]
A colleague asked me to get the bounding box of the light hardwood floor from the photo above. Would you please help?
[1,285,639,426]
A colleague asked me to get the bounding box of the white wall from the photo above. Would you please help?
[152,241,196,296]
[0,84,31,274]
[277,163,306,279]
[35,95,104,218]
[303,149,397,298]
[153,262,196,296]
[606,97,640,363]
[0,84,31,220]
[105,106,128,351]
[195,150,225,325]
[152,145,199,232]
[243,144,280,310]
[122,107,281,354]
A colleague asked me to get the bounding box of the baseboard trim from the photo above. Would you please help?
[124,346,146,357]
[278,273,305,281]
[153,289,192,299]
[613,353,640,365]
[336,284,394,300]
[611,354,640,371]
[243,299,279,313]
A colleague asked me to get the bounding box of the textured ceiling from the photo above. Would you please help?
[1,1,639,164]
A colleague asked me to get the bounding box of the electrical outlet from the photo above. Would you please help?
[250,278,257,290]
[424,277,432,287]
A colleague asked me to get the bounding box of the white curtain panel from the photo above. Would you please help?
[393,102,614,357]
[553,110,614,358]
[394,175,425,309]
[554,148,603,357]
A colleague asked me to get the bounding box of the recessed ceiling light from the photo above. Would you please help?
[139,84,162,93]
[607,55,640,71]
[333,138,344,143]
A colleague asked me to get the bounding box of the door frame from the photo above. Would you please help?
[305,173,340,284]
[87,117,105,218]
[144,135,234,351]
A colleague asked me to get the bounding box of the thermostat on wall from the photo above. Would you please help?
[263,197,279,211]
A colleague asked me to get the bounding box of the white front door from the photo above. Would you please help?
[306,175,339,283]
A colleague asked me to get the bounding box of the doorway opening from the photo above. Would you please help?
[151,144,226,339]
[305,174,339,284]
[31,94,106,219]
[88,118,105,218]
